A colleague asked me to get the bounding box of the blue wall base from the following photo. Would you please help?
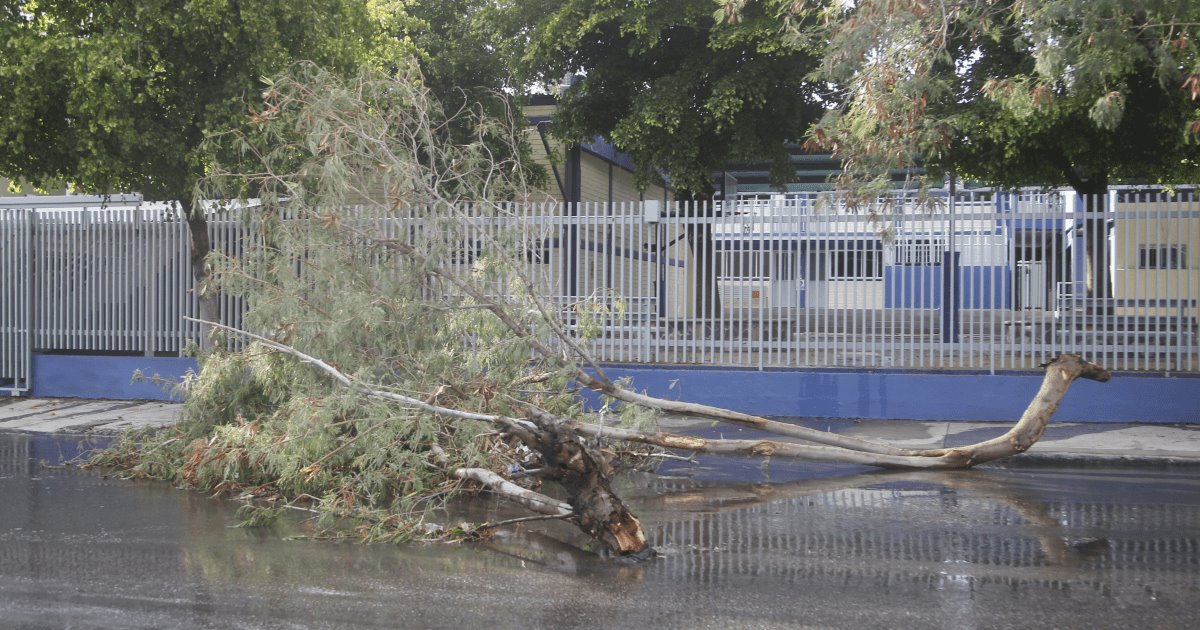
[24,354,1199,423]
[30,354,199,401]
[595,365,1200,424]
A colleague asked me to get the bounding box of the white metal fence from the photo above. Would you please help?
[1,189,1198,395]
[1,205,32,394]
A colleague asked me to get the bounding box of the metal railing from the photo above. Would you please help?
[1,189,1197,388]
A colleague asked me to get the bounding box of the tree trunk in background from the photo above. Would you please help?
[681,195,721,317]
[185,209,218,349]
[1077,180,1112,299]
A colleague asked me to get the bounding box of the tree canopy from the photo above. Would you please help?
[514,0,823,197]
[931,2,1200,194]
[0,0,374,201]
[739,0,1200,194]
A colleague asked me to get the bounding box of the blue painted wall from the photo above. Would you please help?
[960,266,1011,309]
[27,354,1199,424]
[594,365,1200,424]
[885,265,1010,309]
[31,354,199,401]
[884,266,942,308]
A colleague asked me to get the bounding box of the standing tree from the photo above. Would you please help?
[511,0,824,314]
[731,0,1200,296]
[371,0,528,154]
[0,0,373,328]
[931,4,1200,298]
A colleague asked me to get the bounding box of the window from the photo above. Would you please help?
[894,238,944,266]
[1139,245,1187,269]
[830,248,881,280]
[720,251,768,279]
[720,250,798,280]
[774,251,797,280]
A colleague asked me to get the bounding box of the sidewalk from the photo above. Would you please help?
[0,398,181,434]
[656,415,1200,466]
[3,397,1199,465]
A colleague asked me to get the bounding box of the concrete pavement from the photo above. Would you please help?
[842,417,1200,465]
[0,398,181,434]
[2,396,1199,464]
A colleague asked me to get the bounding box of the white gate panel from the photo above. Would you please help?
[1,206,32,394]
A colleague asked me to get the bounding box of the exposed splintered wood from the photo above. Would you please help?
[455,414,651,557]
[523,408,649,557]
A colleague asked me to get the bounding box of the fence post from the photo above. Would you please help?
[942,176,960,344]
[138,205,155,357]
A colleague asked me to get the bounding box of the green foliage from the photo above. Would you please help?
[368,0,544,190]
[94,63,654,542]
[931,1,1200,192]
[774,0,1200,193]
[513,0,822,196]
[0,0,374,202]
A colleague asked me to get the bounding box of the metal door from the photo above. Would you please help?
[0,206,31,395]
[1017,260,1047,310]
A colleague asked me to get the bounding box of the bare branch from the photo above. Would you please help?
[454,468,572,517]
[571,354,1111,469]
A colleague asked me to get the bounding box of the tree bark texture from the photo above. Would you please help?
[186,211,219,349]
[454,468,572,517]
[1077,181,1112,299]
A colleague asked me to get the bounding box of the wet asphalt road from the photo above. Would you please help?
[1,432,1198,629]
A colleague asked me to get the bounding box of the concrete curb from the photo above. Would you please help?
[987,452,1200,467]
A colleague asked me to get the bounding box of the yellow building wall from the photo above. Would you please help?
[1112,197,1200,317]
[522,102,671,204]
[577,153,670,203]
[520,109,565,204]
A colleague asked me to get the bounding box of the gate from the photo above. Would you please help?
[1,204,31,395]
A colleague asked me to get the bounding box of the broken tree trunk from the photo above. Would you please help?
[455,408,649,557]
[522,408,650,557]
[932,353,1111,466]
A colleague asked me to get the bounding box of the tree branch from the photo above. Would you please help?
[571,354,1111,469]
[454,468,572,517]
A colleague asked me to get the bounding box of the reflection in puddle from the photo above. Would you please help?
[632,467,1199,609]
[2,432,1198,628]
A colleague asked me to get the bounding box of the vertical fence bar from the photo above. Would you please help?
[1134,191,1145,372]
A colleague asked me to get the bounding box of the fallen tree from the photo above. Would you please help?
[189,318,1109,557]
[95,63,1112,558]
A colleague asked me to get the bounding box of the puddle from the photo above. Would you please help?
[2,432,1198,628]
